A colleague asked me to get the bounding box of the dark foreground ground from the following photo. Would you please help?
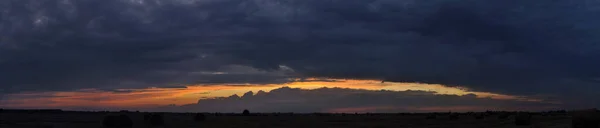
[0,110,573,128]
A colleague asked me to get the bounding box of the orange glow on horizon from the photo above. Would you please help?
[0,78,537,109]
[326,106,401,113]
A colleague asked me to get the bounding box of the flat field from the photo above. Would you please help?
[0,112,573,128]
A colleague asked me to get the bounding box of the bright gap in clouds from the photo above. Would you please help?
[0,78,541,111]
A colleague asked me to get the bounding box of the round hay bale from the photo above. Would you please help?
[474,114,484,120]
[149,114,164,126]
[449,114,459,120]
[102,114,133,128]
[102,115,118,127]
[194,113,206,122]
[118,115,133,127]
[515,112,532,126]
[570,109,600,128]
[426,114,437,119]
[498,113,510,120]
[143,113,151,121]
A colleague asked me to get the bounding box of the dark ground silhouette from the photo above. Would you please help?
[0,109,597,128]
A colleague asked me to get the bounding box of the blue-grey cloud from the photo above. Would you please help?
[1,0,600,108]
[158,87,558,113]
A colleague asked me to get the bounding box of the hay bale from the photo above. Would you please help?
[118,115,133,127]
[102,117,115,128]
[570,109,600,128]
[474,114,485,120]
[498,113,510,120]
[102,114,133,128]
[143,113,151,121]
[149,114,164,126]
[194,113,206,122]
[515,112,532,126]
[426,114,436,119]
[0,108,3,123]
[449,114,459,120]
[242,109,250,116]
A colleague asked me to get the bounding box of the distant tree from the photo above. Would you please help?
[515,112,532,126]
[149,113,165,126]
[242,109,250,116]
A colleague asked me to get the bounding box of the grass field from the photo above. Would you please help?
[0,111,575,128]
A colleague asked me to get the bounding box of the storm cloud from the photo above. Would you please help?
[1,0,600,108]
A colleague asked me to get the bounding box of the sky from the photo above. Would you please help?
[1,0,599,112]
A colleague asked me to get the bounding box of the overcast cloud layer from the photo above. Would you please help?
[1,0,600,108]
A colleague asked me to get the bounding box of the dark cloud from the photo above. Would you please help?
[1,0,600,108]
[157,87,558,113]
[154,86,188,89]
[289,78,342,83]
[0,0,297,93]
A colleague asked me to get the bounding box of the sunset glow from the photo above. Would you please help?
[3,0,600,115]
[0,78,532,110]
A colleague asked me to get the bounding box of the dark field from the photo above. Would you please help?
[0,110,575,128]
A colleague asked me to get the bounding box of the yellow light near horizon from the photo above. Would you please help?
[0,78,527,109]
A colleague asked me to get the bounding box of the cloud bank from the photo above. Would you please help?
[1,0,600,108]
[162,87,558,113]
